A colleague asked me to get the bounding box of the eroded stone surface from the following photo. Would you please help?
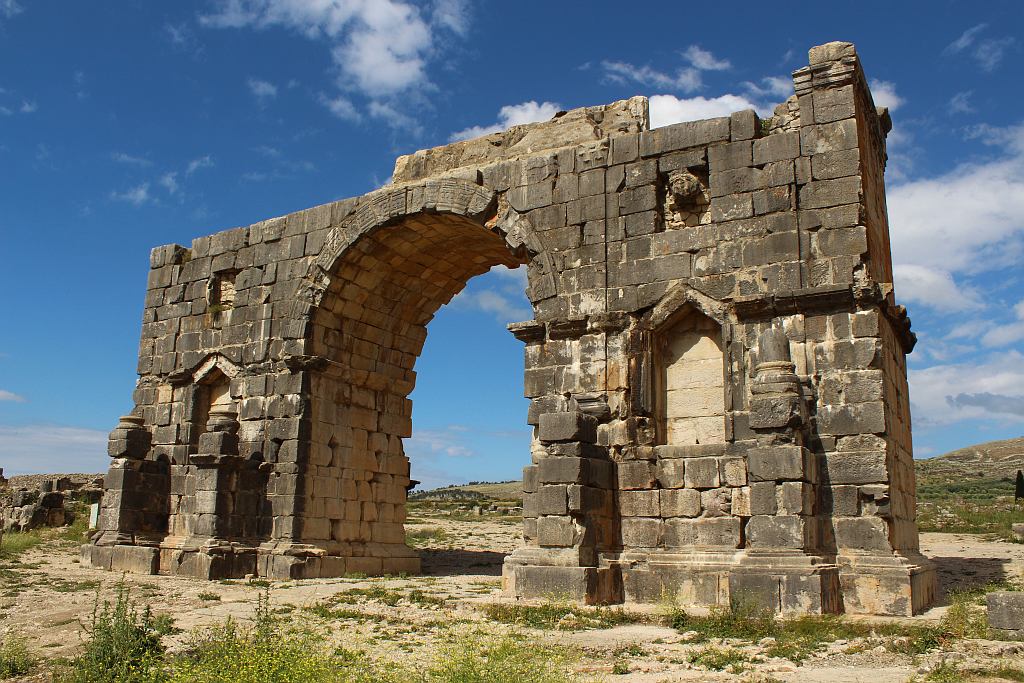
[85,41,935,616]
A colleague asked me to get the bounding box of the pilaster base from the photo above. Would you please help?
[614,550,842,614]
[837,552,937,616]
[80,541,421,580]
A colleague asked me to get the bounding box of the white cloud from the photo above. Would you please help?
[948,91,974,115]
[0,0,22,19]
[649,93,763,128]
[406,427,474,459]
[868,79,903,111]
[0,424,108,476]
[892,264,980,312]
[602,60,702,93]
[910,350,1024,426]
[247,77,277,99]
[159,172,179,194]
[200,0,465,128]
[110,183,151,206]
[19,99,36,113]
[682,45,730,71]
[319,93,360,121]
[888,122,1024,306]
[0,389,26,402]
[944,23,1015,71]
[980,299,1024,348]
[186,154,214,175]
[111,152,153,167]
[449,100,561,142]
[450,288,531,322]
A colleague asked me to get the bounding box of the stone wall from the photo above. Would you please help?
[83,41,935,615]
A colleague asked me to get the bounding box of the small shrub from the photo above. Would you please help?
[405,527,451,548]
[611,660,629,675]
[197,591,221,602]
[57,582,167,683]
[688,645,748,672]
[0,637,34,678]
[670,598,777,641]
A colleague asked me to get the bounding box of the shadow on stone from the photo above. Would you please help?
[420,549,507,577]
[930,555,1011,605]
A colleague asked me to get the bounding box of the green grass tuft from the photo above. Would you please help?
[481,599,646,630]
[0,636,34,678]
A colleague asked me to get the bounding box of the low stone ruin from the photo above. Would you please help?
[1,476,103,532]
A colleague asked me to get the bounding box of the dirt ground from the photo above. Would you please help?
[1,513,1022,682]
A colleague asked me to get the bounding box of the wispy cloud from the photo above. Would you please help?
[0,424,107,476]
[19,100,36,113]
[110,183,151,206]
[682,45,730,71]
[945,23,1015,71]
[111,152,153,167]
[742,76,793,100]
[247,77,277,100]
[0,0,22,20]
[0,389,26,402]
[159,172,179,194]
[448,265,531,322]
[602,60,702,93]
[186,154,214,175]
[948,91,974,115]
[602,44,733,95]
[319,93,360,122]
[450,100,561,142]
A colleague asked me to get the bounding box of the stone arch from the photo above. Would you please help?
[295,178,557,335]
[287,178,556,575]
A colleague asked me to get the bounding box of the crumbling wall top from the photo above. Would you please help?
[391,96,649,184]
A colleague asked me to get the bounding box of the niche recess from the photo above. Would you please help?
[654,309,726,445]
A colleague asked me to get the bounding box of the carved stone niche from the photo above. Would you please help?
[653,307,726,446]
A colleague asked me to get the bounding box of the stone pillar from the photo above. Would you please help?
[504,410,620,604]
[81,415,161,573]
[173,408,257,578]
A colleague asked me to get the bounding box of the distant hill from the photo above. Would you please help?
[916,436,1024,484]
[410,480,522,502]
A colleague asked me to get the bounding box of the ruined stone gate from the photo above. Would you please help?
[83,41,937,615]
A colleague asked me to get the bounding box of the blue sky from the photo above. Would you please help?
[1,1,1022,486]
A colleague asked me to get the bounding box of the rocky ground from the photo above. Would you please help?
[1,508,1023,682]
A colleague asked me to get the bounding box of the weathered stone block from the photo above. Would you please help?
[987,592,1024,633]
[834,516,890,552]
[537,516,577,547]
[617,461,654,490]
[661,489,701,517]
[620,490,661,517]
[656,459,686,488]
[695,517,740,547]
[621,517,662,547]
[747,446,812,482]
[746,515,806,549]
[684,457,720,489]
[538,412,598,443]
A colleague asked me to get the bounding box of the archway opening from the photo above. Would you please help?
[307,211,533,575]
